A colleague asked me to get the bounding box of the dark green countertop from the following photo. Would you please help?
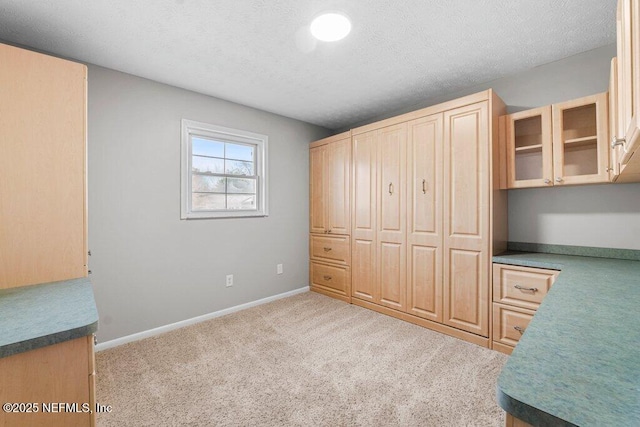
[0,277,98,358]
[493,251,640,426]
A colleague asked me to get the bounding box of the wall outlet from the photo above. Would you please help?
[277,264,283,275]
[226,274,233,287]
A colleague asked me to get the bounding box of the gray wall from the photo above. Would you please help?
[88,65,330,342]
[344,44,640,250]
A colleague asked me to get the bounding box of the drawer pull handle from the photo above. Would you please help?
[323,275,332,280]
[323,247,332,252]
[514,284,538,292]
[514,326,525,334]
[422,179,427,194]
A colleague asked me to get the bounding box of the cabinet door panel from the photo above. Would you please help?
[408,245,440,321]
[378,124,406,237]
[352,239,375,302]
[407,114,443,321]
[327,138,351,235]
[0,44,87,288]
[309,145,326,234]
[444,249,487,336]
[379,241,405,310]
[352,131,376,241]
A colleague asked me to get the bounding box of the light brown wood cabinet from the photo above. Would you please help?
[504,93,610,188]
[0,43,88,289]
[0,336,96,427]
[610,0,640,182]
[0,43,95,426]
[492,263,559,355]
[351,123,408,311]
[310,132,351,235]
[406,114,443,323]
[349,90,507,347]
[309,132,351,302]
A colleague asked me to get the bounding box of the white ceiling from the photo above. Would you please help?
[0,0,617,130]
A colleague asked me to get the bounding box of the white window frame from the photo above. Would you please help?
[181,119,268,219]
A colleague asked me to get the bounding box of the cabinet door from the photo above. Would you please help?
[610,58,622,181]
[552,93,609,185]
[309,145,327,234]
[0,43,87,289]
[327,137,351,235]
[351,131,377,302]
[377,123,407,311]
[506,106,553,188]
[443,102,490,337]
[406,114,443,322]
[617,0,640,166]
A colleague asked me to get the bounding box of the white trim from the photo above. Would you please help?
[95,286,309,352]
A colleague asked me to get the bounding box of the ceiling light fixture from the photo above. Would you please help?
[310,12,351,42]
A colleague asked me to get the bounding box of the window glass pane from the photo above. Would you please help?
[192,137,224,158]
[227,178,256,194]
[192,156,224,174]
[227,194,256,210]
[225,143,254,161]
[192,193,225,211]
[225,159,254,176]
[192,176,225,193]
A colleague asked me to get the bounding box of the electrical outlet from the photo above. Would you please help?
[226,274,233,287]
[277,264,283,275]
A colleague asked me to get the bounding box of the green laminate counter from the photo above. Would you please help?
[0,277,98,359]
[493,252,640,427]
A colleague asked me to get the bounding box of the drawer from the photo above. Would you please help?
[310,234,350,265]
[492,302,535,349]
[493,263,558,310]
[310,262,350,296]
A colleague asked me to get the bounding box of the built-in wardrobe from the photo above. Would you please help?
[310,90,507,347]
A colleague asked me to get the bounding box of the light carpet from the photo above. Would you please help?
[96,292,508,426]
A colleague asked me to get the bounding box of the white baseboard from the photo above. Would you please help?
[95,286,310,352]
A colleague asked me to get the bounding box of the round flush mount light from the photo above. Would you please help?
[310,12,351,42]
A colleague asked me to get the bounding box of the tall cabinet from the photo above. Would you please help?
[0,43,87,288]
[309,132,352,302]
[349,90,507,347]
[0,43,95,427]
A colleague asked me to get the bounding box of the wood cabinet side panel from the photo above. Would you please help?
[0,44,87,288]
[0,337,91,427]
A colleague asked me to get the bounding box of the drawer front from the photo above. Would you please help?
[493,263,558,310]
[492,303,535,348]
[310,234,350,265]
[311,262,350,296]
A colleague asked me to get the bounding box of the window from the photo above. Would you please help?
[181,119,268,219]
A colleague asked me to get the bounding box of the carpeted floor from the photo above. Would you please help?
[96,292,508,426]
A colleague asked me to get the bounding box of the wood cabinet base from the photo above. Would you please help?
[352,297,490,348]
[310,286,352,303]
[0,336,95,427]
[505,413,534,427]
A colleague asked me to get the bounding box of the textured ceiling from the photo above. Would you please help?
[0,0,617,130]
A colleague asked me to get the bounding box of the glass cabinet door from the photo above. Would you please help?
[506,106,553,188]
[552,93,609,185]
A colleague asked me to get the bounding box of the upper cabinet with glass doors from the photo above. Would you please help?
[504,93,609,189]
